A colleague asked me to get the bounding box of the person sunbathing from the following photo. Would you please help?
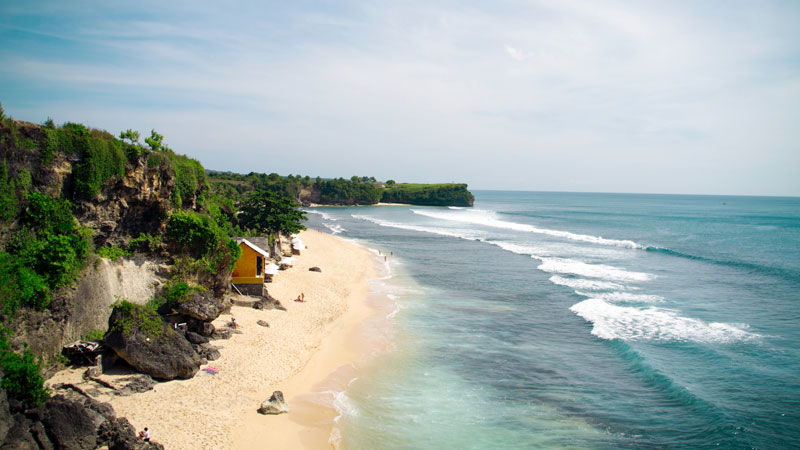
[294,292,305,302]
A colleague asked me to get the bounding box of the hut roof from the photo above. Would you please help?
[235,238,270,258]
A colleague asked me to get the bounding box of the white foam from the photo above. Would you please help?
[570,298,758,343]
[303,209,337,221]
[549,276,627,291]
[352,215,486,241]
[411,209,643,249]
[323,223,346,235]
[538,258,655,282]
[492,240,551,257]
[575,291,664,303]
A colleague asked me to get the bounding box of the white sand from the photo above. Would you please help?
[47,229,378,449]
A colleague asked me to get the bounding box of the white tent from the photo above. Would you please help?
[264,262,279,275]
[291,237,305,251]
[280,256,296,266]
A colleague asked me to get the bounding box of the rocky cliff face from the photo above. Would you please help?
[74,156,175,248]
[0,119,188,358]
[11,257,166,359]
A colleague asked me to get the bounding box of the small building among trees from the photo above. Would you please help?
[231,238,271,296]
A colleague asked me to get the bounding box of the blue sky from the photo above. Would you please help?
[1,0,799,196]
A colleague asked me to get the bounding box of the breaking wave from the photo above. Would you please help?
[538,258,655,282]
[569,298,758,343]
[411,209,644,249]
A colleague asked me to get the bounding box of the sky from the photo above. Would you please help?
[1,0,799,196]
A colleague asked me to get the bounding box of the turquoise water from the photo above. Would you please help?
[306,191,800,449]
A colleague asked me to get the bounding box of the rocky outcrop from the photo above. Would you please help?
[74,155,175,249]
[98,417,165,450]
[104,306,202,380]
[171,291,223,322]
[42,395,105,450]
[0,387,164,450]
[252,292,286,311]
[258,391,289,415]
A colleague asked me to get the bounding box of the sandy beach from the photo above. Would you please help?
[47,229,380,449]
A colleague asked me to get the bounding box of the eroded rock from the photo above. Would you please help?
[258,391,289,415]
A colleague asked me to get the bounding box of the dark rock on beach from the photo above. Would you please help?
[42,395,100,450]
[171,291,224,322]
[98,417,165,450]
[309,266,321,272]
[195,344,221,361]
[104,307,202,380]
[185,331,209,345]
[258,391,289,415]
[257,320,269,327]
[211,329,232,340]
[252,291,286,311]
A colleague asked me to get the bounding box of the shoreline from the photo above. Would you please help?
[46,229,386,449]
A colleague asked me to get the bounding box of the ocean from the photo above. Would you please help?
[304,191,800,449]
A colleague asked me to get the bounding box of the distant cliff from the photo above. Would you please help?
[208,172,475,207]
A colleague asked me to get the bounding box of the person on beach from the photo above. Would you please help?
[138,427,150,441]
[294,292,305,302]
[231,317,238,329]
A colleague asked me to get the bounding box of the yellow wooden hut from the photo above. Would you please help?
[231,238,270,296]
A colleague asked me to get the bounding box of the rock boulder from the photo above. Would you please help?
[258,391,289,415]
[42,395,100,450]
[104,304,202,380]
[172,291,224,322]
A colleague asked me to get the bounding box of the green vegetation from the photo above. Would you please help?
[109,300,166,338]
[239,189,307,236]
[147,280,207,312]
[97,245,130,261]
[128,232,161,254]
[0,330,48,406]
[0,193,91,314]
[171,154,207,207]
[165,210,241,276]
[72,132,127,198]
[208,170,474,207]
[82,329,106,341]
[381,183,474,207]
[318,177,382,204]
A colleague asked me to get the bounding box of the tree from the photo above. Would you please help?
[238,189,307,236]
[119,129,141,145]
[144,129,163,151]
[386,179,396,187]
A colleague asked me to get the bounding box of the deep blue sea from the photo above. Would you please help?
[305,191,800,449]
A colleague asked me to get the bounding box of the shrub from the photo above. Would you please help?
[147,152,162,168]
[0,161,17,221]
[19,138,36,149]
[128,233,161,254]
[0,331,49,406]
[109,300,165,338]
[1,194,90,314]
[22,191,76,234]
[72,136,126,198]
[171,154,206,207]
[82,329,106,341]
[61,122,89,137]
[97,245,129,261]
[166,211,221,258]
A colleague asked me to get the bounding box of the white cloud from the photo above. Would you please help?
[504,45,527,61]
